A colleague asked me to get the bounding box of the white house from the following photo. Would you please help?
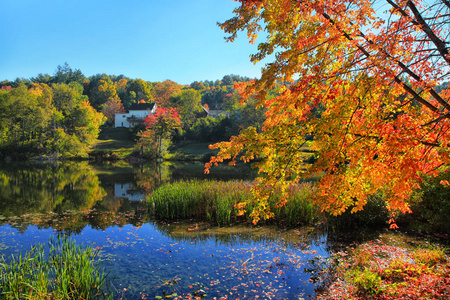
[114,183,145,202]
[201,106,232,118]
[115,103,157,128]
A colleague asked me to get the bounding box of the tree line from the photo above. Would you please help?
[0,63,267,160]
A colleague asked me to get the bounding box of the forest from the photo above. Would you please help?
[0,63,268,161]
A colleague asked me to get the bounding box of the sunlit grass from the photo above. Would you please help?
[147,180,321,226]
[92,127,135,160]
[0,235,112,300]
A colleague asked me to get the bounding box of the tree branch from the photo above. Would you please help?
[406,0,450,65]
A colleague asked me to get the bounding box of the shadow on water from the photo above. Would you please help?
[0,161,333,299]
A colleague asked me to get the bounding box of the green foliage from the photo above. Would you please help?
[0,82,104,160]
[52,82,86,113]
[184,115,239,143]
[400,171,450,233]
[127,79,153,104]
[328,193,390,230]
[85,74,118,110]
[52,63,86,85]
[0,162,106,218]
[237,97,266,132]
[349,268,383,295]
[51,128,88,158]
[169,88,202,129]
[0,235,112,299]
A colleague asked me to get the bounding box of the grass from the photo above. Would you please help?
[167,142,218,161]
[0,235,112,300]
[91,127,136,160]
[147,180,322,226]
[173,142,215,155]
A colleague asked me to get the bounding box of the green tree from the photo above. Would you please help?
[68,101,106,145]
[169,88,202,129]
[127,79,153,105]
[52,82,86,114]
[190,81,206,91]
[53,63,86,85]
[88,74,118,110]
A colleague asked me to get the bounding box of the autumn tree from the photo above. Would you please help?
[85,74,118,110]
[127,79,153,105]
[153,80,183,107]
[139,107,181,157]
[207,0,450,226]
[0,83,53,149]
[190,81,206,91]
[68,100,106,145]
[101,97,125,125]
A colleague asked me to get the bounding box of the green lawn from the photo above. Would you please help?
[174,142,215,155]
[91,127,136,159]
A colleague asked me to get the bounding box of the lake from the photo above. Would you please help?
[0,161,332,299]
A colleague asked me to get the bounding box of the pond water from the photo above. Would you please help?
[0,161,332,299]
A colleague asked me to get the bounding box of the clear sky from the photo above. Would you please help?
[1,0,267,85]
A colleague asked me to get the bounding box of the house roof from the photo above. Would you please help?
[128,103,156,111]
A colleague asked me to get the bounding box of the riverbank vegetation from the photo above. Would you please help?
[0,236,111,299]
[318,233,449,299]
[148,180,320,227]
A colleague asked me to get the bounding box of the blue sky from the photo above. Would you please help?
[1,0,266,85]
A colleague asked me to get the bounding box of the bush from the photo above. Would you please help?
[328,193,390,230]
[400,171,450,233]
[350,268,383,295]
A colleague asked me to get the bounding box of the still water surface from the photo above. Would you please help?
[0,162,331,299]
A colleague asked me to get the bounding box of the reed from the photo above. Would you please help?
[147,180,321,226]
[0,235,112,300]
[270,183,320,226]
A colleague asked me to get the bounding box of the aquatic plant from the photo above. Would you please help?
[147,180,321,226]
[0,235,112,300]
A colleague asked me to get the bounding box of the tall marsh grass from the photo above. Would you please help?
[0,235,111,300]
[147,180,321,226]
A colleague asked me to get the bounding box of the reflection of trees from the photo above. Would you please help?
[0,161,260,232]
[0,161,152,232]
[153,222,327,248]
[135,161,171,193]
[0,162,105,218]
[170,163,258,181]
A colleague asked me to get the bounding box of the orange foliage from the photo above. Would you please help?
[207,0,450,225]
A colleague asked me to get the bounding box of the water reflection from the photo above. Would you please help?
[0,162,106,218]
[0,222,330,299]
[0,161,330,299]
[0,161,257,232]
